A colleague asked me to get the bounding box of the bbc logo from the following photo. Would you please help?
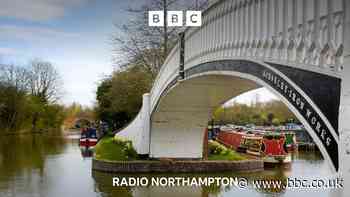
[148,11,202,27]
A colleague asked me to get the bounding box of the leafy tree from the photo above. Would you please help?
[213,100,297,126]
[272,118,281,126]
[0,86,29,131]
[0,61,65,133]
[95,66,153,130]
[63,103,95,129]
[27,60,63,130]
[0,65,31,131]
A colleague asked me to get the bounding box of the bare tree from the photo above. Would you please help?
[0,64,30,92]
[0,65,31,130]
[112,0,209,75]
[28,60,62,103]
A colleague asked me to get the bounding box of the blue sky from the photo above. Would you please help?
[0,0,277,106]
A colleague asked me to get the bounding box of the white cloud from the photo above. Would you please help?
[0,25,80,43]
[0,47,18,56]
[225,88,279,106]
[0,0,88,21]
[57,63,112,106]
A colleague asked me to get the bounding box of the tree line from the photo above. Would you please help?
[95,66,153,130]
[213,99,298,126]
[0,60,65,133]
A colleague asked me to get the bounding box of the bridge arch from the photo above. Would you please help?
[74,118,94,128]
[150,59,339,173]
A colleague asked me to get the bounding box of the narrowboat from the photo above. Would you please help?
[240,135,263,156]
[79,127,98,147]
[283,132,297,151]
[261,133,291,167]
[217,129,291,166]
[216,129,246,151]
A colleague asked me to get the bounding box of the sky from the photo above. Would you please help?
[226,88,278,106]
[0,0,277,107]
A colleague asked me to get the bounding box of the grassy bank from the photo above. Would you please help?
[94,136,138,161]
[208,140,246,161]
[95,137,246,162]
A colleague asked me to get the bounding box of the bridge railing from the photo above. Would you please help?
[150,43,180,110]
[184,0,345,74]
[150,0,346,111]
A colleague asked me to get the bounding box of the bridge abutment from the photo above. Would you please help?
[116,93,150,155]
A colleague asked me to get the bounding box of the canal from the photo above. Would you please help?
[0,133,337,197]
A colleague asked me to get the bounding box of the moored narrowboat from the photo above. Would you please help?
[216,129,247,151]
[283,132,297,151]
[79,127,98,147]
[240,135,263,156]
[216,129,292,167]
[261,133,291,166]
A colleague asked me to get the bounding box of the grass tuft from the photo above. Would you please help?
[207,140,246,161]
[94,136,138,161]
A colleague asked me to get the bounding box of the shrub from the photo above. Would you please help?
[114,136,138,159]
[208,140,246,161]
[208,140,227,154]
[113,136,130,145]
[94,136,138,161]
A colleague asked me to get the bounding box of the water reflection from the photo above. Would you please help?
[0,135,65,181]
[0,134,88,197]
[80,146,94,158]
[0,135,338,197]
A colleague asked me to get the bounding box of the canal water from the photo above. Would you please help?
[0,134,340,197]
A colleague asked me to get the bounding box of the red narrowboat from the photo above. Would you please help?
[216,130,246,150]
[217,129,291,166]
[261,133,291,166]
[79,128,98,147]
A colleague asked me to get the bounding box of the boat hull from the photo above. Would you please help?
[79,138,98,147]
[263,154,292,168]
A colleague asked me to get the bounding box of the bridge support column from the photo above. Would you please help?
[139,93,151,155]
[339,0,350,195]
[150,110,208,159]
[115,93,150,155]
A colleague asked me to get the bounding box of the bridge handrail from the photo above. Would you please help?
[150,43,180,109]
[150,0,346,112]
[183,0,345,73]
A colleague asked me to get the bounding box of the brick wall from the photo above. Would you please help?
[92,159,263,173]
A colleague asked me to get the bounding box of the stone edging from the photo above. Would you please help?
[92,159,264,173]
